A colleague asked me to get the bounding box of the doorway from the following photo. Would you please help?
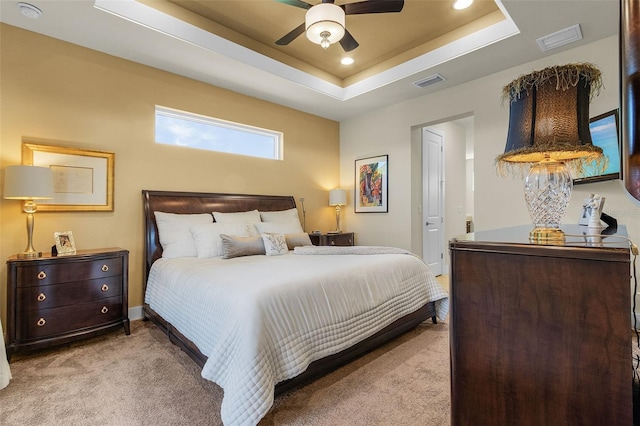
[414,116,473,277]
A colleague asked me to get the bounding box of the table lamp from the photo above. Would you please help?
[496,63,605,244]
[329,188,347,233]
[4,165,54,258]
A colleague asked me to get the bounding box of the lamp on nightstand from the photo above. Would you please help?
[329,188,347,233]
[4,165,54,258]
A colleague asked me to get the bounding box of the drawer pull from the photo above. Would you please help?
[101,265,109,272]
[101,284,109,292]
[101,306,108,314]
[37,293,47,302]
[37,318,46,327]
[37,271,47,280]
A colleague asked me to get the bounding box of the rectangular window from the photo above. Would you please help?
[155,106,283,160]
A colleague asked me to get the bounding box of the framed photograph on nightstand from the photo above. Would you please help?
[54,231,76,255]
[355,155,388,213]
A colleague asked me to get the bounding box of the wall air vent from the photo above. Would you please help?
[536,24,582,52]
[413,74,445,89]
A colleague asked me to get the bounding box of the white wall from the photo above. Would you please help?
[340,36,640,264]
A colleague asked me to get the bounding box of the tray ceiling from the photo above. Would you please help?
[148,0,504,86]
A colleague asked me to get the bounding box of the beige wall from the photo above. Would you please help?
[0,24,340,324]
[341,35,640,264]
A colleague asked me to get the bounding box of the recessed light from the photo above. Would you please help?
[341,57,354,65]
[17,2,42,19]
[452,0,473,10]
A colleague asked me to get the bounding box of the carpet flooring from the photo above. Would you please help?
[1,318,450,426]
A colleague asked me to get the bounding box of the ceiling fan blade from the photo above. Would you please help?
[339,29,359,52]
[276,22,306,46]
[343,0,404,15]
[276,0,313,10]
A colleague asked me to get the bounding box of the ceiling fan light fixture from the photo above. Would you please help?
[305,3,345,49]
[452,0,474,10]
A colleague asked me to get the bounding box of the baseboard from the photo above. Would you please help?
[129,305,144,321]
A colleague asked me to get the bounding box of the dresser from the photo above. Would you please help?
[6,248,130,360]
[449,225,632,425]
[309,232,355,246]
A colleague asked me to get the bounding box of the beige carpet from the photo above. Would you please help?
[1,318,450,426]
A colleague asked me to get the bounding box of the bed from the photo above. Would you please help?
[142,190,449,426]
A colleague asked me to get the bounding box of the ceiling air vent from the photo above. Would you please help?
[536,24,582,52]
[413,74,445,89]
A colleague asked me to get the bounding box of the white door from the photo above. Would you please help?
[422,128,444,275]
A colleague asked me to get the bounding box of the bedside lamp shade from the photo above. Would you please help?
[329,189,347,206]
[4,165,54,200]
[4,165,54,258]
[329,188,347,233]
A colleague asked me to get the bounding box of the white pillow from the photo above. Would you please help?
[261,233,288,256]
[255,221,303,235]
[259,208,300,223]
[190,222,256,258]
[212,209,261,224]
[154,212,213,258]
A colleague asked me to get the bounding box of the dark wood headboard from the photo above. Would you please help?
[142,190,297,286]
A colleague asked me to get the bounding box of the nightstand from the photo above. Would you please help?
[6,248,130,360]
[309,232,355,246]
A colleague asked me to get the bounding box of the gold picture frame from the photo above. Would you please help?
[22,142,114,211]
[54,231,76,255]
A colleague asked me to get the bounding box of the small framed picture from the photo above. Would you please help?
[355,155,388,213]
[54,231,76,255]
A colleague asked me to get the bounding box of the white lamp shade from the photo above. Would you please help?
[329,188,347,206]
[4,165,54,200]
[305,3,345,45]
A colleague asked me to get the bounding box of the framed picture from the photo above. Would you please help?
[22,142,114,211]
[54,231,76,255]
[355,155,388,213]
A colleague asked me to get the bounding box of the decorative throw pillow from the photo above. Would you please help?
[284,233,313,250]
[261,233,288,256]
[213,210,261,224]
[254,221,303,235]
[190,223,255,258]
[220,234,265,259]
[154,212,213,258]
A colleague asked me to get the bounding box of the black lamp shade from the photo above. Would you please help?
[499,63,604,165]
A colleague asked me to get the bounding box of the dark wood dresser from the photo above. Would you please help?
[449,225,632,425]
[309,232,355,246]
[6,248,130,360]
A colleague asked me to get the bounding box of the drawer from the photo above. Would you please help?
[16,256,123,287]
[17,275,123,311]
[323,234,354,246]
[16,296,123,341]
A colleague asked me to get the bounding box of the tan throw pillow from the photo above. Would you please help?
[284,233,312,250]
[220,234,265,259]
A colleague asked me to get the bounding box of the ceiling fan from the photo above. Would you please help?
[275,0,405,52]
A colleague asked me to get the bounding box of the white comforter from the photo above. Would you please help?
[145,249,448,426]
